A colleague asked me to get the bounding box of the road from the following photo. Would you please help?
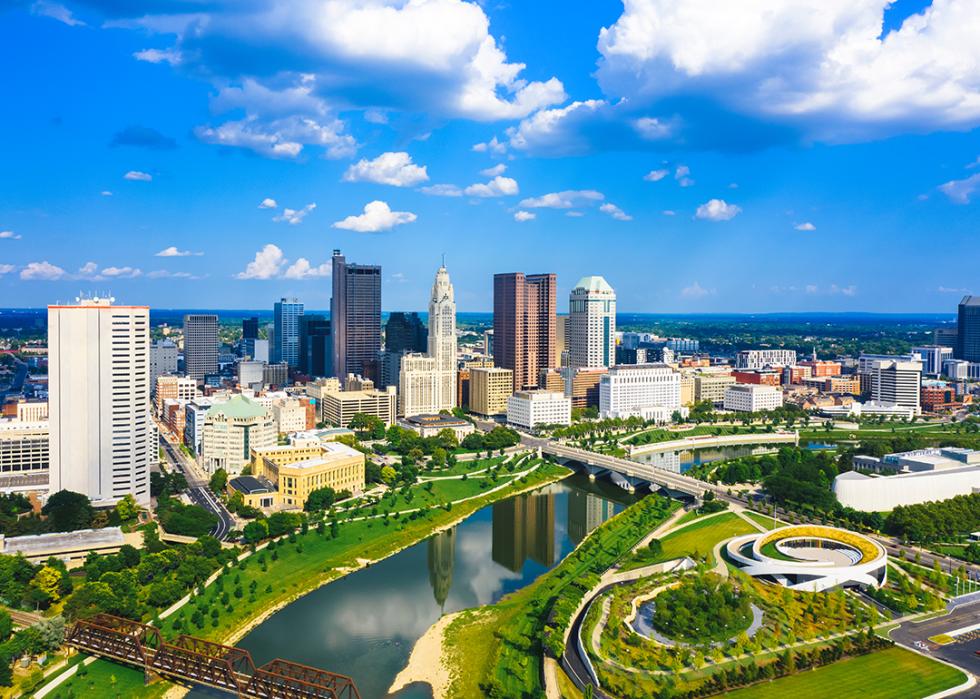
[158,432,235,541]
[890,601,980,696]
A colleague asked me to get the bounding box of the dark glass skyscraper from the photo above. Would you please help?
[242,316,259,340]
[299,314,332,377]
[957,296,980,362]
[385,312,427,353]
[331,250,382,379]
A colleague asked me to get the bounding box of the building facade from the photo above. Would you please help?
[735,349,797,370]
[507,390,572,429]
[299,315,331,376]
[399,353,441,417]
[493,272,556,391]
[272,298,303,367]
[912,345,954,377]
[567,276,616,369]
[599,364,681,422]
[385,312,427,353]
[154,375,198,413]
[201,395,276,474]
[469,367,514,415]
[957,296,980,362]
[724,384,784,412]
[183,314,219,382]
[0,418,49,484]
[49,298,153,505]
[866,356,923,414]
[428,264,458,411]
[251,440,365,509]
[149,339,178,392]
[694,373,737,404]
[320,386,397,427]
[331,250,382,380]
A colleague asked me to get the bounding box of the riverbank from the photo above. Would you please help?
[629,430,798,456]
[401,493,678,698]
[388,611,459,696]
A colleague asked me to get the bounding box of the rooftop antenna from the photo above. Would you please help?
[441,252,446,268]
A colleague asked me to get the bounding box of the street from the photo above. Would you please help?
[891,601,980,697]
[158,431,235,541]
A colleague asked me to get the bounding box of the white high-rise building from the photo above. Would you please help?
[49,297,153,505]
[399,353,441,417]
[428,263,457,410]
[724,384,784,413]
[911,345,953,377]
[568,276,616,369]
[868,357,923,414]
[599,364,682,423]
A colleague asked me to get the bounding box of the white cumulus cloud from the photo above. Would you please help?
[273,203,317,225]
[939,173,980,204]
[283,258,331,279]
[332,201,417,233]
[236,244,287,280]
[680,281,713,299]
[258,198,277,209]
[695,199,741,221]
[0,231,21,240]
[519,190,604,209]
[100,266,142,279]
[644,169,669,182]
[464,176,518,197]
[124,170,152,182]
[481,164,507,177]
[795,222,817,231]
[0,265,13,276]
[419,184,463,197]
[31,1,84,26]
[156,246,202,257]
[514,211,536,222]
[343,152,429,187]
[472,136,507,154]
[600,203,632,221]
[20,261,66,280]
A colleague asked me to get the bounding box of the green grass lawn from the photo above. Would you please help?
[622,512,757,570]
[722,647,965,699]
[423,455,507,477]
[743,510,784,531]
[45,658,171,699]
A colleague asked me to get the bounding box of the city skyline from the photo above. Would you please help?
[2,1,979,313]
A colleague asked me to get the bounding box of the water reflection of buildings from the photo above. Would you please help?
[632,445,778,473]
[427,528,456,609]
[567,490,616,545]
[491,488,557,572]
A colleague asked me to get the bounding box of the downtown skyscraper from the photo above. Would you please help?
[493,272,556,391]
[273,297,304,368]
[957,296,980,363]
[331,249,381,380]
[428,263,457,409]
[568,276,616,369]
[183,313,219,382]
[49,297,152,505]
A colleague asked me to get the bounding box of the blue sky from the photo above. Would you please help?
[1,0,978,313]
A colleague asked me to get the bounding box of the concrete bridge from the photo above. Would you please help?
[541,443,714,499]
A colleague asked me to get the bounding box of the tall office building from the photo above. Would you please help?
[49,297,152,505]
[385,312,427,353]
[555,316,567,367]
[493,272,556,391]
[429,264,457,410]
[299,315,331,376]
[399,353,441,417]
[867,356,923,414]
[568,276,616,369]
[183,314,219,382]
[242,316,259,340]
[331,250,382,379]
[957,296,980,362]
[272,298,303,368]
[149,339,178,392]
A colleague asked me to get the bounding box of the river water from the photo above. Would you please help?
[630,444,782,473]
[187,474,636,699]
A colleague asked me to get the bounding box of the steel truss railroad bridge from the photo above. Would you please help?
[66,614,360,699]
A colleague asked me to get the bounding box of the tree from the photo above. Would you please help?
[114,494,139,522]
[42,491,94,532]
[243,519,269,543]
[305,487,345,512]
[0,611,11,643]
[30,566,64,605]
[647,538,663,558]
[209,468,229,494]
[380,465,398,485]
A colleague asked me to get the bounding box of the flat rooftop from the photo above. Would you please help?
[2,526,125,554]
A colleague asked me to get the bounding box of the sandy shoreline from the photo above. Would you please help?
[388,611,460,698]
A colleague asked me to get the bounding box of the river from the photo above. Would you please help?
[630,444,783,473]
[187,474,637,699]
